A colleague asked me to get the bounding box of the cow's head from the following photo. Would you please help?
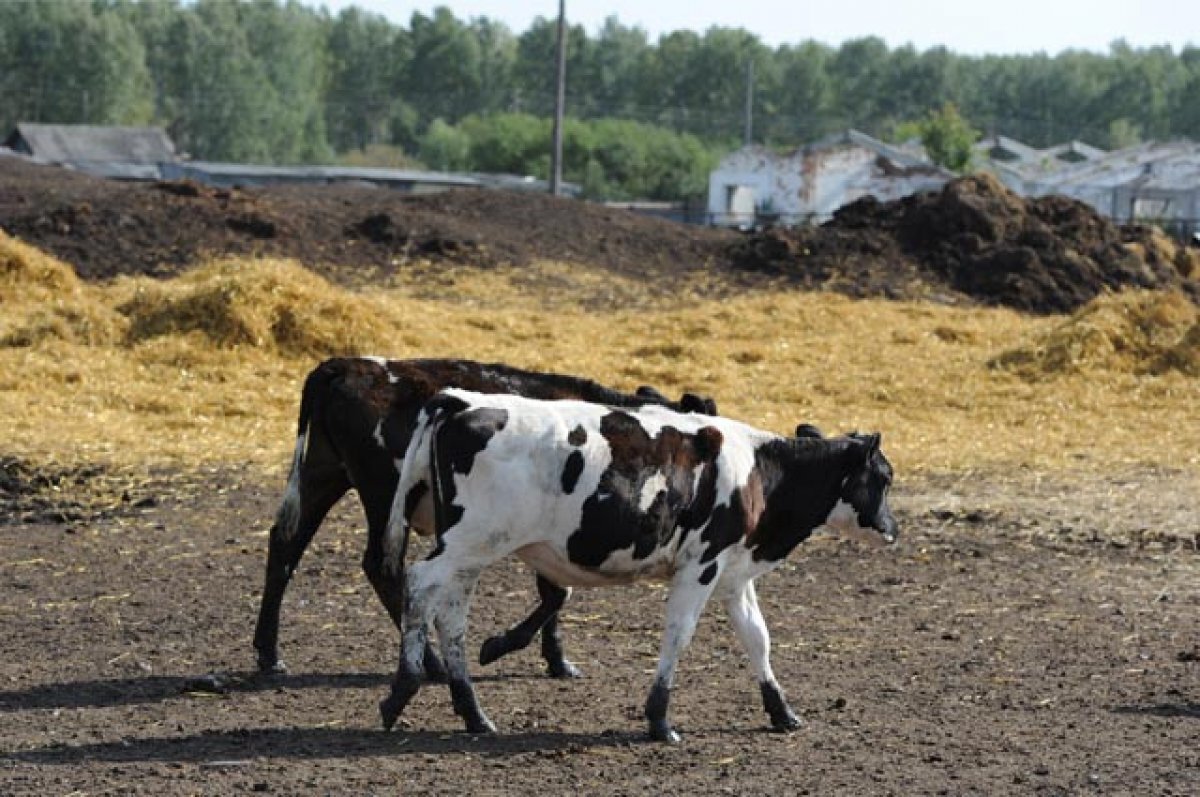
[823,432,898,546]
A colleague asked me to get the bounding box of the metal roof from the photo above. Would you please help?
[5,124,176,164]
[1035,140,1200,191]
[160,161,483,189]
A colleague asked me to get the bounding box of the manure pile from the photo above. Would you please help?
[2,157,1198,314]
[730,174,1200,313]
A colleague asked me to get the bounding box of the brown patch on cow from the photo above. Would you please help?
[339,358,398,415]
[740,469,767,543]
[694,426,723,462]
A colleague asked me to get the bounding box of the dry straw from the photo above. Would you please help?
[991,290,1199,377]
[1,240,1197,478]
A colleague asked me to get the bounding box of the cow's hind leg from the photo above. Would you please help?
[381,557,495,734]
[253,449,349,676]
[479,575,581,678]
[726,581,801,732]
[435,569,495,734]
[380,558,435,730]
[359,482,449,683]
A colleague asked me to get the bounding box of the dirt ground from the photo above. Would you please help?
[1,465,1197,796]
[1,156,1198,794]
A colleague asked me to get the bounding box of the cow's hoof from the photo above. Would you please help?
[379,695,403,731]
[379,678,420,731]
[478,635,509,667]
[465,716,498,735]
[648,721,682,744]
[770,711,803,732]
[256,657,288,677]
[546,659,583,679]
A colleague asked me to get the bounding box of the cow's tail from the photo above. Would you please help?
[272,361,335,542]
[383,401,440,577]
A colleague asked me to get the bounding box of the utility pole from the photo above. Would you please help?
[743,60,754,147]
[550,0,567,196]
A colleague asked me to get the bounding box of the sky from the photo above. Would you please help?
[312,0,1199,55]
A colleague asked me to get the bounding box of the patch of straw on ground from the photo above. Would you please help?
[991,289,1199,378]
[1,249,1197,483]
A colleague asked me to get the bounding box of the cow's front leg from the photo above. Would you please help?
[726,581,801,732]
[437,570,496,734]
[645,567,716,743]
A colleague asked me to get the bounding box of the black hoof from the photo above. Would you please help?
[770,711,803,732]
[464,716,498,734]
[379,695,403,731]
[380,677,420,731]
[648,721,682,744]
[546,659,583,679]
[479,635,509,667]
[256,656,288,677]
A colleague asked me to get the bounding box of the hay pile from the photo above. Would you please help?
[1,237,1197,475]
[0,230,127,347]
[992,290,1200,378]
[1123,224,1200,280]
[116,257,401,357]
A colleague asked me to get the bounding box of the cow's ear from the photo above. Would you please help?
[795,423,823,438]
[679,392,717,415]
[862,432,881,458]
[636,385,669,402]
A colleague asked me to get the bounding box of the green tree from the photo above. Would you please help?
[240,0,331,163]
[325,6,405,152]
[402,7,483,123]
[418,118,471,170]
[0,0,152,131]
[919,102,978,172]
[827,37,890,133]
[460,112,548,173]
[470,17,518,115]
[770,41,835,142]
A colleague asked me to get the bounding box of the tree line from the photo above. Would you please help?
[2,0,1199,200]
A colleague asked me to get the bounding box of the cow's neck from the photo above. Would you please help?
[748,438,857,562]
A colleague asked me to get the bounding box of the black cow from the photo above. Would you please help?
[253,357,716,679]
[380,389,897,742]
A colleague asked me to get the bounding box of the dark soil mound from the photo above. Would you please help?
[0,156,732,285]
[730,174,1197,313]
[2,156,1196,313]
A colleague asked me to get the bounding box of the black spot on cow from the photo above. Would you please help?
[699,562,718,585]
[433,406,508,533]
[567,413,723,569]
[567,424,588,446]
[698,489,748,565]
[561,450,585,494]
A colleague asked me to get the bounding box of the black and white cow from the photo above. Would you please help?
[379,389,897,742]
[253,357,716,679]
